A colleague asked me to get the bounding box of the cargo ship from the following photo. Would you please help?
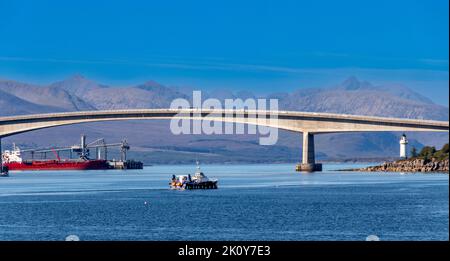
[1,144,109,171]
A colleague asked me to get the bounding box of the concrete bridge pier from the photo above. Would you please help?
[296,132,322,172]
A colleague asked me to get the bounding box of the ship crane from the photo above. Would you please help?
[84,139,130,161]
[19,135,131,161]
[120,140,130,161]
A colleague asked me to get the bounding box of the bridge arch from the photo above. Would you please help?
[0,109,448,172]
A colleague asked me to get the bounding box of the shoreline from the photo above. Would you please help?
[343,158,449,173]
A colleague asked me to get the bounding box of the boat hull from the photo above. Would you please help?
[170,181,218,190]
[4,159,110,171]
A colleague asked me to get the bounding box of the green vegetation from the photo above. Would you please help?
[410,146,418,158]
[411,143,449,161]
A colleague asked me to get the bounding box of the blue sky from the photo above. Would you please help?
[0,0,448,105]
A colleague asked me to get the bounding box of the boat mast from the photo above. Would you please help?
[196,160,201,171]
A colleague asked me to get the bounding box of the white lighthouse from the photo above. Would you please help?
[399,134,408,159]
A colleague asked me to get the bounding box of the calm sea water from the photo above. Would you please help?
[0,163,448,241]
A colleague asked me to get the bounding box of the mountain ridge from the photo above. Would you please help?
[0,75,448,163]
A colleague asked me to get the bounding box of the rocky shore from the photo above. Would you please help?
[353,158,449,173]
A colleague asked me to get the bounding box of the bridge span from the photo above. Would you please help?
[0,109,448,171]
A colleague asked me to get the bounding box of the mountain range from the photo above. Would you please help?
[0,75,448,164]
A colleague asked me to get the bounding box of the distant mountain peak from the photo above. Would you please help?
[341,76,360,89]
[62,74,93,84]
[142,80,164,87]
[49,74,107,100]
[69,73,86,80]
[335,76,433,104]
[340,76,373,90]
[59,74,109,88]
[136,80,168,91]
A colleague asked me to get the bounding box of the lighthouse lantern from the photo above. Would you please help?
[399,134,408,159]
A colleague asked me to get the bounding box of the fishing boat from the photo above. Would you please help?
[170,161,218,190]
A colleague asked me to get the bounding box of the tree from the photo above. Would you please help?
[410,146,418,158]
[412,144,448,161]
[441,143,449,154]
[419,146,436,160]
[433,143,449,160]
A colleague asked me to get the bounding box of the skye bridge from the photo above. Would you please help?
[0,109,448,171]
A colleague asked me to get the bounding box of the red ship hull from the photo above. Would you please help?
[5,159,110,171]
